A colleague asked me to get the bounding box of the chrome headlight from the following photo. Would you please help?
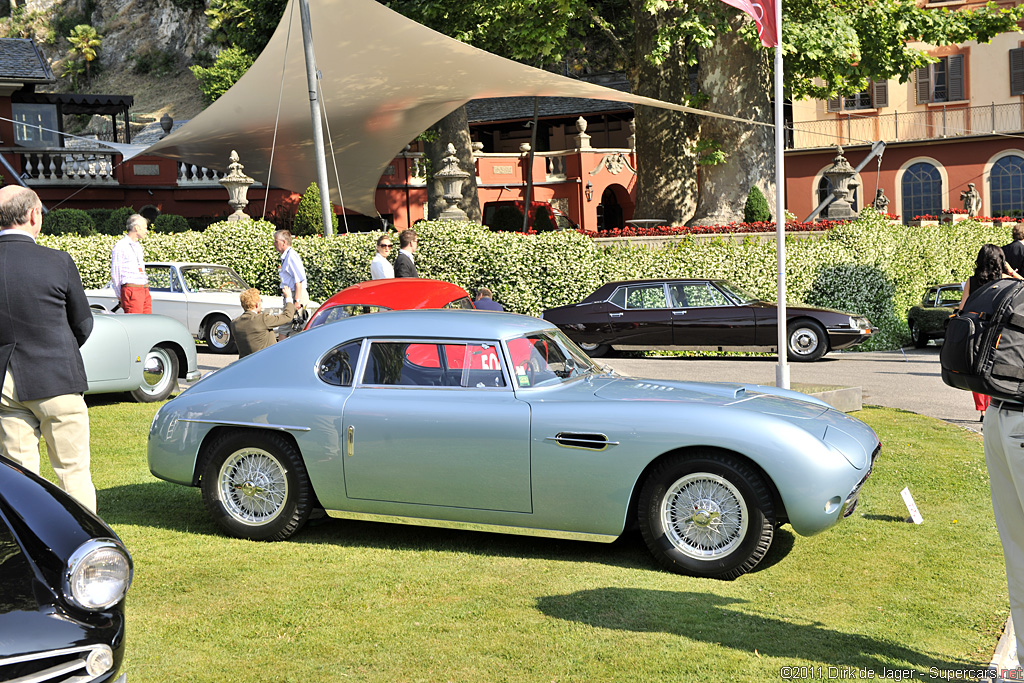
[848,316,870,330]
[63,539,133,611]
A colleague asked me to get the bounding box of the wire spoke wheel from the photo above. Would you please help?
[662,473,747,559]
[218,448,289,526]
[638,451,774,579]
[201,431,314,541]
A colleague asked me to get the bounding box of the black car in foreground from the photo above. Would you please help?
[543,279,876,361]
[0,456,132,682]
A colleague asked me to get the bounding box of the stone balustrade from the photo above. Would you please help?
[1,147,119,185]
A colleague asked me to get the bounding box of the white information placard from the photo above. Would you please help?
[901,487,923,524]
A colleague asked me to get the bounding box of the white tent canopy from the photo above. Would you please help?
[142,0,759,217]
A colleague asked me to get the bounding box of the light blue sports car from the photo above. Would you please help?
[83,311,200,402]
[147,310,879,579]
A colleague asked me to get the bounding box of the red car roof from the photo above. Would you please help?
[305,278,474,330]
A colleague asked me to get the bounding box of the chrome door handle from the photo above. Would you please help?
[610,312,623,317]
[672,311,687,315]
[347,425,354,457]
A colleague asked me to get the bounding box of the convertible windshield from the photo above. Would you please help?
[505,329,600,388]
[716,281,759,305]
[180,266,249,293]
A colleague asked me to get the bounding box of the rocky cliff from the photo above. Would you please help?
[10,0,215,117]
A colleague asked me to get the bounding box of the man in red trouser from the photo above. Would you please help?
[110,214,151,313]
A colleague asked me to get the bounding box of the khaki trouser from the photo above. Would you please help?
[0,368,95,512]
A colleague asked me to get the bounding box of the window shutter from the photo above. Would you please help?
[916,67,930,104]
[1011,48,1024,96]
[948,54,965,101]
[871,80,889,108]
[826,97,841,113]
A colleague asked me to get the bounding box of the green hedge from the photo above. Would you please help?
[42,208,95,236]
[38,211,1012,351]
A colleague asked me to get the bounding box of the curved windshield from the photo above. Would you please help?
[716,280,759,305]
[308,304,390,330]
[504,328,600,388]
[180,266,249,293]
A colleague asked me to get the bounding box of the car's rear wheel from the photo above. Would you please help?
[909,320,928,348]
[787,320,828,362]
[201,431,314,541]
[578,341,610,358]
[638,451,775,579]
[129,345,179,403]
[204,314,236,354]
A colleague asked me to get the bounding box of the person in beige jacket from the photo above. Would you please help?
[231,286,296,357]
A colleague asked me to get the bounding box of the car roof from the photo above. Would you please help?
[306,308,550,341]
[321,278,472,310]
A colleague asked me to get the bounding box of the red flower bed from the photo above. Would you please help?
[582,219,851,239]
[942,208,968,215]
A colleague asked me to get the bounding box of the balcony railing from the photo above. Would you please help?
[1,147,119,185]
[789,102,1024,150]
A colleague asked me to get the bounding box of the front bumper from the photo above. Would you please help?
[826,326,878,351]
[841,443,881,517]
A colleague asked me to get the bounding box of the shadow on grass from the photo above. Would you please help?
[536,588,983,676]
[97,481,799,576]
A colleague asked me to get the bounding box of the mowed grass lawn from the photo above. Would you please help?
[75,398,1005,682]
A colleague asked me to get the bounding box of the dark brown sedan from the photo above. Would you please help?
[542,279,875,361]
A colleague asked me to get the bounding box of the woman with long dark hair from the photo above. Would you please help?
[959,243,1023,417]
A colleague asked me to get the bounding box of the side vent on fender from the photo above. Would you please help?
[547,432,619,450]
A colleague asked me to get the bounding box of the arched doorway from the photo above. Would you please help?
[597,186,625,230]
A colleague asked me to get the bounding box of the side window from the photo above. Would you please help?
[363,341,505,388]
[445,297,474,309]
[318,340,362,386]
[679,283,730,308]
[938,287,962,307]
[625,284,668,309]
[608,287,627,309]
[146,266,173,292]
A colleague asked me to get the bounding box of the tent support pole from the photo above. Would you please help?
[299,0,334,237]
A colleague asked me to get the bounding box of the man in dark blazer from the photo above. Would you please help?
[1004,223,1024,276]
[0,186,96,512]
[394,228,419,278]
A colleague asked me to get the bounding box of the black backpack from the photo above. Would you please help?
[940,278,1024,400]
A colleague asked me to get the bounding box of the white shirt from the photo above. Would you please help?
[370,252,394,280]
[0,228,36,241]
[110,235,147,296]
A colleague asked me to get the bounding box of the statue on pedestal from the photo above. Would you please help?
[961,183,981,217]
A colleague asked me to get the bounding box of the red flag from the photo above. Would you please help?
[719,0,779,48]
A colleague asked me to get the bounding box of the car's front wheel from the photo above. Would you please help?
[909,320,928,348]
[638,451,775,579]
[578,341,610,358]
[204,314,236,354]
[200,431,314,541]
[787,320,828,362]
[129,345,179,403]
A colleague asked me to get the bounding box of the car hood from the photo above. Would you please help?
[591,377,877,469]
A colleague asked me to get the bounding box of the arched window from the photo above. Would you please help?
[901,162,943,220]
[990,154,1024,218]
[816,176,859,217]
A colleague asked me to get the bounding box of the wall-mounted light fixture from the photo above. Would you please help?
[585,181,593,202]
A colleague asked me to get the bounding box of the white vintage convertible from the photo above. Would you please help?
[86,262,314,354]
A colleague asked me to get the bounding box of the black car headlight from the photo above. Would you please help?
[63,539,133,611]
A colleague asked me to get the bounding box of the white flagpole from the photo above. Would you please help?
[773,0,789,389]
[299,0,335,237]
